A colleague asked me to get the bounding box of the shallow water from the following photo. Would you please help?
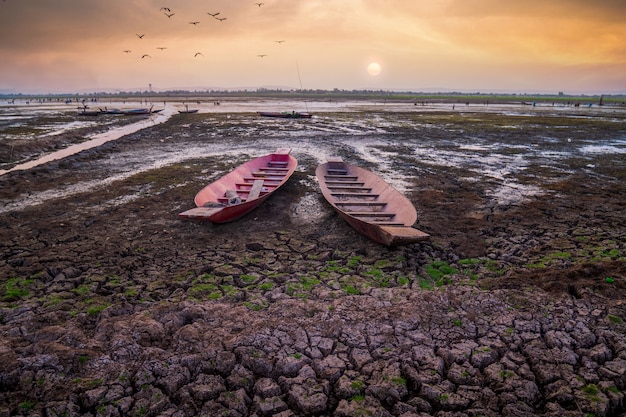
[1,98,625,213]
[0,106,175,175]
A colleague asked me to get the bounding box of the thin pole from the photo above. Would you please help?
[296,61,309,112]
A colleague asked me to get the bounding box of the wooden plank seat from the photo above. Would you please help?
[324,175,358,181]
[258,167,290,172]
[236,182,277,188]
[251,171,286,177]
[326,169,348,175]
[328,186,373,191]
[325,181,365,186]
[268,161,288,167]
[344,211,395,217]
[243,176,282,183]
[335,201,387,207]
[331,192,380,198]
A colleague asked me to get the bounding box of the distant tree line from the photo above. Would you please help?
[2,89,625,103]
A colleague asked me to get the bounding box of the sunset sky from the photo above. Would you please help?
[1,0,624,94]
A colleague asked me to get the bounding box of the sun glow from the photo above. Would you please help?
[367,62,381,76]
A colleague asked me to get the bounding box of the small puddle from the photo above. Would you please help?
[0,108,175,176]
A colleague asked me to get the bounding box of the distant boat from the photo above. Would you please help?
[179,104,199,114]
[316,157,430,246]
[120,106,162,115]
[179,148,297,223]
[101,107,124,114]
[77,107,102,116]
[77,110,102,116]
[120,108,152,115]
[258,111,312,119]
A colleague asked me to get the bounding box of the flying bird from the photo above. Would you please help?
[275,40,285,44]
[257,54,267,58]
[207,12,220,17]
[255,2,264,6]
[141,54,151,59]
[136,34,145,39]
[160,7,170,12]
[194,52,204,57]
[157,47,167,50]
[189,21,200,25]
[164,12,175,18]
[123,50,131,53]
[215,17,227,21]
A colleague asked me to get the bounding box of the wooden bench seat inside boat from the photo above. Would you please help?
[336,201,387,207]
[324,175,358,181]
[326,169,348,175]
[344,212,395,217]
[328,186,373,191]
[325,181,365,186]
[252,171,286,178]
[331,193,380,198]
[268,160,288,167]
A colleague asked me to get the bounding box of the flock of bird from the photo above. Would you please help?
[124,3,281,60]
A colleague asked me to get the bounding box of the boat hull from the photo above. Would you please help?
[258,111,312,119]
[120,107,162,115]
[121,108,151,115]
[179,148,297,223]
[316,159,429,246]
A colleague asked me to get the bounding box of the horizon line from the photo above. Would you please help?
[1,88,625,98]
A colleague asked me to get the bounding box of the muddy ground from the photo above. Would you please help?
[1,107,626,416]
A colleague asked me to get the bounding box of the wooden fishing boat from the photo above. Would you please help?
[258,111,312,119]
[316,157,430,246]
[179,104,199,114]
[121,108,152,115]
[101,107,124,114]
[77,109,102,116]
[121,106,163,115]
[179,148,297,223]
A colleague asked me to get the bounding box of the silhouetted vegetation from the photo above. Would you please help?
[2,89,625,105]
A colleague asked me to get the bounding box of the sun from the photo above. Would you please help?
[367,62,381,76]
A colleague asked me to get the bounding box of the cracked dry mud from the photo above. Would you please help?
[1,108,626,416]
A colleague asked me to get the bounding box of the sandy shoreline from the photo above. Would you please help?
[1,107,625,415]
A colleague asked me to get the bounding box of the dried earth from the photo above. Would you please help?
[1,106,626,416]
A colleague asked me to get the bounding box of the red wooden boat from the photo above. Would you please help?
[316,157,430,246]
[179,148,297,223]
